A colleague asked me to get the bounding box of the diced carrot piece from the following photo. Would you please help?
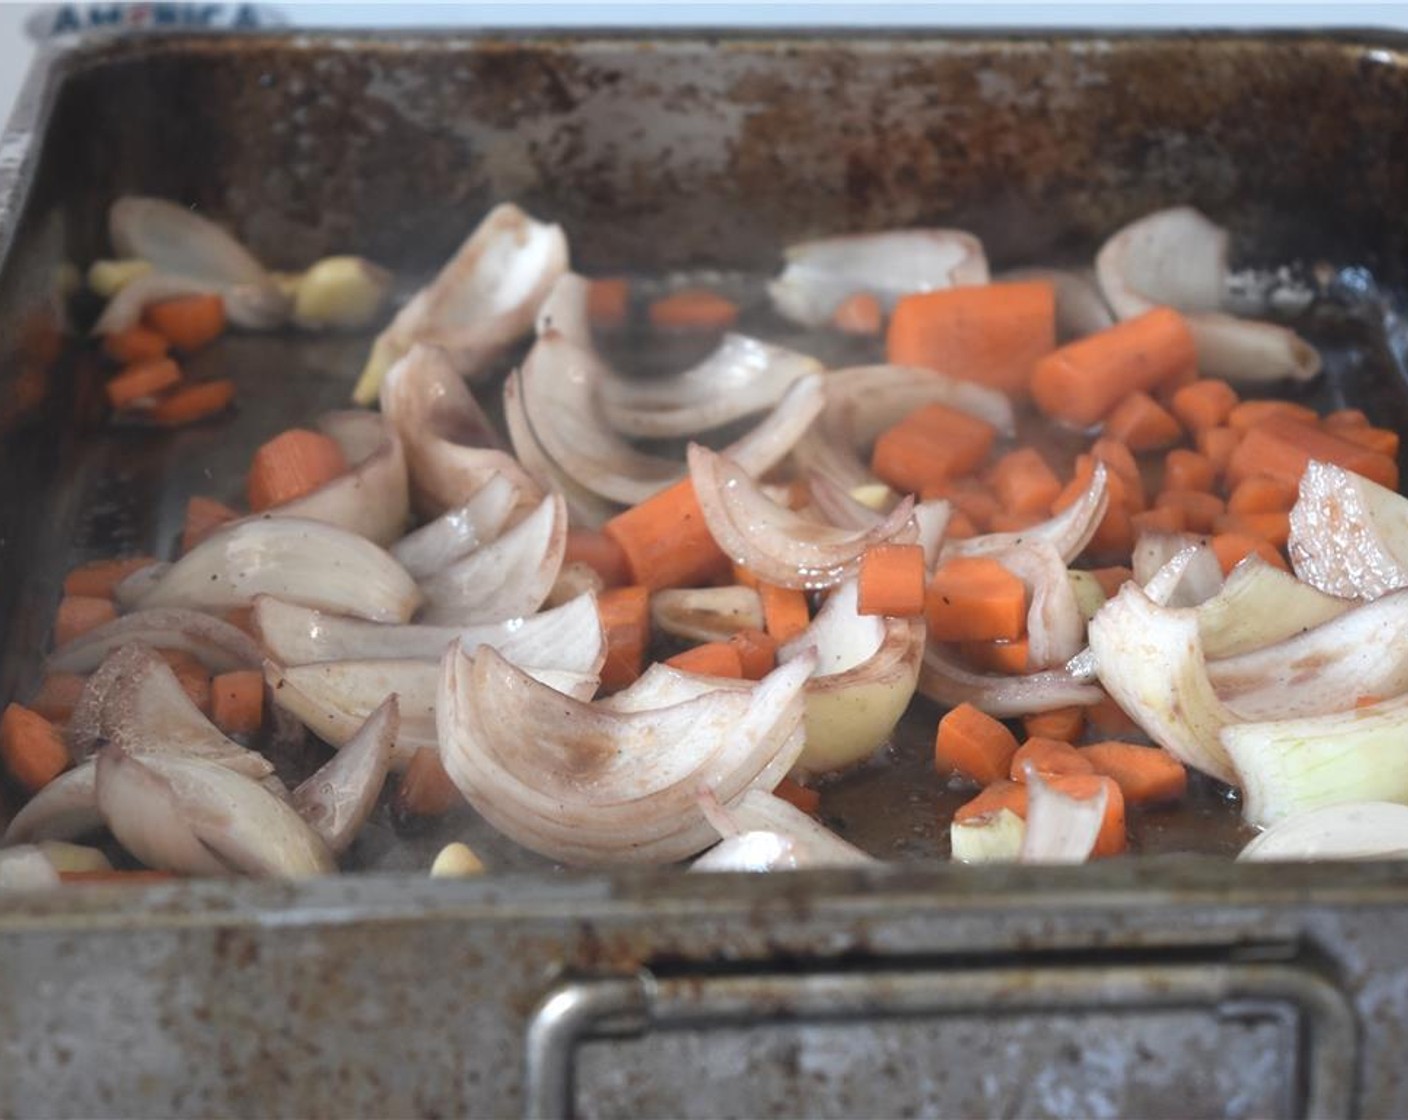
[394,747,463,816]
[857,543,927,617]
[150,379,236,427]
[935,703,1021,786]
[987,448,1062,516]
[1226,399,1319,432]
[987,510,1046,534]
[953,780,1029,824]
[156,649,211,714]
[102,325,169,365]
[664,642,745,678]
[1154,489,1226,534]
[598,586,651,692]
[871,403,997,494]
[1227,474,1298,515]
[1090,439,1146,509]
[961,638,1030,675]
[63,555,157,599]
[886,280,1057,398]
[1089,567,1133,598]
[210,670,263,737]
[1170,379,1239,433]
[143,293,226,352]
[564,529,631,589]
[729,628,778,680]
[1086,502,1134,561]
[0,703,70,793]
[246,429,349,512]
[923,476,1000,530]
[182,496,240,554]
[773,776,820,815]
[833,291,884,335]
[1102,390,1183,451]
[945,512,978,539]
[604,479,731,591]
[1081,741,1188,805]
[1210,533,1289,575]
[1323,408,1370,430]
[759,583,810,644]
[1196,426,1243,478]
[1213,511,1291,549]
[54,596,116,647]
[105,358,181,411]
[1131,506,1187,537]
[1086,692,1143,739]
[1225,416,1398,491]
[587,277,630,330]
[1356,694,1384,709]
[1030,308,1197,427]
[1163,449,1216,494]
[926,557,1027,642]
[1010,737,1096,782]
[648,288,738,331]
[1023,706,1086,744]
[28,673,87,723]
[1334,424,1400,460]
[1047,773,1127,857]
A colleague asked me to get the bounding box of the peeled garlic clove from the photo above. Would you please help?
[950,807,1026,864]
[292,256,393,331]
[87,258,152,298]
[430,841,485,877]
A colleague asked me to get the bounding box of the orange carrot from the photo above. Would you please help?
[922,476,1000,530]
[1102,390,1182,451]
[1048,773,1127,857]
[886,280,1056,398]
[759,583,810,643]
[953,779,1029,823]
[1131,506,1187,537]
[945,511,979,539]
[246,428,349,512]
[729,628,779,680]
[1226,399,1319,432]
[1023,706,1085,744]
[223,607,256,636]
[1154,489,1226,534]
[210,670,264,737]
[604,479,731,591]
[150,379,236,427]
[1090,439,1147,509]
[986,510,1045,534]
[960,638,1030,675]
[28,673,87,723]
[1213,511,1291,549]
[1324,408,1370,430]
[648,288,738,331]
[730,562,759,590]
[102,325,169,365]
[832,291,883,335]
[1086,692,1143,740]
[1010,737,1096,782]
[1089,567,1133,598]
[105,358,181,411]
[1195,425,1242,479]
[63,555,156,599]
[1225,415,1398,492]
[587,277,630,330]
[987,447,1062,516]
[1227,473,1298,515]
[156,649,211,714]
[664,642,745,678]
[870,403,997,494]
[857,543,926,617]
[143,293,226,352]
[1169,379,1239,433]
[1087,502,1134,560]
[926,557,1027,642]
[1081,741,1187,805]
[1030,307,1197,427]
[181,495,240,554]
[934,703,1020,786]
[1210,533,1288,575]
[564,528,631,589]
[773,776,821,815]
[54,596,116,647]
[0,703,70,793]
[394,747,462,816]
[1334,424,1400,460]
[1163,448,1216,494]
[1356,694,1384,709]
[598,586,651,692]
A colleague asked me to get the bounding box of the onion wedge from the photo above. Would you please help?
[1239,802,1408,861]
[1196,556,1353,660]
[1289,460,1408,600]
[130,518,422,623]
[689,444,914,590]
[436,644,814,866]
[768,229,989,327]
[1000,267,1114,340]
[354,203,568,404]
[651,587,763,643]
[3,764,102,845]
[389,474,517,579]
[945,464,1110,566]
[692,790,874,870]
[918,642,1102,717]
[47,608,263,675]
[994,543,1085,670]
[723,374,827,480]
[600,663,751,713]
[1020,769,1107,864]
[1132,532,1223,608]
[503,369,617,529]
[951,808,1026,864]
[94,270,288,335]
[292,698,395,855]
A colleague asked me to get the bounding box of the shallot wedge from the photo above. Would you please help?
[503,369,617,528]
[47,608,262,675]
[689,444,914,590]
[1088,584,1239,784]
[1195,556,1353,660]
[129,518,422,623]
[1289,460,1408,599]
[354,203,569,403]
[994,543,1085,670]
[780,580,924,775]
[3,765,102,845]
[418,492,567,624]
[533,271,592,347]
[380,344,543,518]
[436,644,814,866]
[254,592,604,669]
[1188,312,1322,384]
[1020,769,1107,864]
[918,643,1102,717]
[692,790,874,870]
[945,464,1110,566]
[768,229,989,327]
[599,333,823,438]
[1239,802,1408,861]
[651,587,763,643]
[999,267,1114,339]
[292,698,396,855]
[389,474,517,579]
[95,745,335,877]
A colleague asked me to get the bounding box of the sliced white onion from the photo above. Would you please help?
[1088,584,1239,784]
[94,271,286,335]
[2,764,101,845]
[950,807,1026,864]
[292,697,395,855]
[912,500,953,571]
[995,543,1085,670]
[600,333,823,437]
[436,644,814,866]
[1289,460,1408,600]
[1020,769,1107,864]
[768,229,989,327]
[1188,312,1321,383]
[1196,556,1353,660]
[918,642,1102,717]
[945,464,1110,566]
[112,561,171,611]
[1136,536,1224,609]
[689,443,914,590]
[47,607,262,675]
[0,846,61,890]
[354,203,569,403]
[651,586,763,643]
[807,472,886,532]
[1000,267,1114,339]
[533,271,593,347]
[545,563,606,608]
[95,745,232,876]
[418,492,567,625]
[1238,802,1408,861]
[379,343,542,518]
[692,789,874,870]
[390,474,517,579]
[130,517,421,623]
[600,662,751,713]
[723,373,826,480]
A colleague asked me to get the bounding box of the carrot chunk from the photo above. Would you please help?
[926,557,1027,642]
[1047,773,1127,857]
[1102,390,1182,451]
[63,555,157,599]
[857,543,926,617]
[1225,415,1398,492]
[1213,511,1291,549]
[1210,533,1289,575]
[105,358,182,411]
[1169,378,1239,433]
[1023,706,1086,744]
[935,702,1020,786]
[1085,692,1143,740]
[1334,424,1400,460]
[832,291,883,335]
[29,673,87,723]
[1196,425,1243,479]
[247,428,349,512]
[1154,489,1226,534]
[923,476,1000,530]
[182,495,240,554]
[143,293,226,352]
[564,529,631,589]
[394,748,462,816]
[1081,741,1188,805]
[953,780,1029,823]
[1323,408,1370,430]
[1163,448,1216,494]
[987,447,1062,516]
[1226,399,1319,432]
[598,586,651,692]
[870,403,997,494]
[773,776,821,814]
[729,628,778,680]
[54,596,116,647]
[986,510,1045,534]
[1089,567,1133,598]
[210,670,264,737]
[603,479,731,591]
[759,583,810,644]
[960,638,1031,675]
[0,703,70,793]
[157,649,212,714]
[102,325,169,365]
[1010,737,1096,782]
[1227,473,1298,515]
[150,379,236,427]
[945,511,979,540]
[587,277,630,330]
[648,288,738,331]
[1131,506,1187,537]
[664,642,745,678]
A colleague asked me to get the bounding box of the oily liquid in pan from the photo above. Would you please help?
[36,266,1406,873]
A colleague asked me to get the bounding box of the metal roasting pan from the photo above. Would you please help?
[2,27,1408,1118]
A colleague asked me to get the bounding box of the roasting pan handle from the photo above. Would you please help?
[524,957,1358,1120]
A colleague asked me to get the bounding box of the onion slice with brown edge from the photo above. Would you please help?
[436,644,814,866]
[1019,768,1107,864]
[692,790,874,870]
[1132,531,1223,608]
[534,271,593,347]
[1238,802,1408,861]
[600,663,751,713]
[999,267,1114,340]
[723,374,827,480]
[994,543,1084,670]
[418,492,567,624]
[944,464,1110,566]
[651,587,763,643]
[503,369,617,529]
[1289,460,1408,600]
[918,642,1102,717]
[689,444,914,590]
[390,474,517,579]
[47,607,263,675]
[1196,555,1353,660]
[354,203,569,404]
[130,518,420,622]
[768,229,989,327]
[292,697,396,855]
